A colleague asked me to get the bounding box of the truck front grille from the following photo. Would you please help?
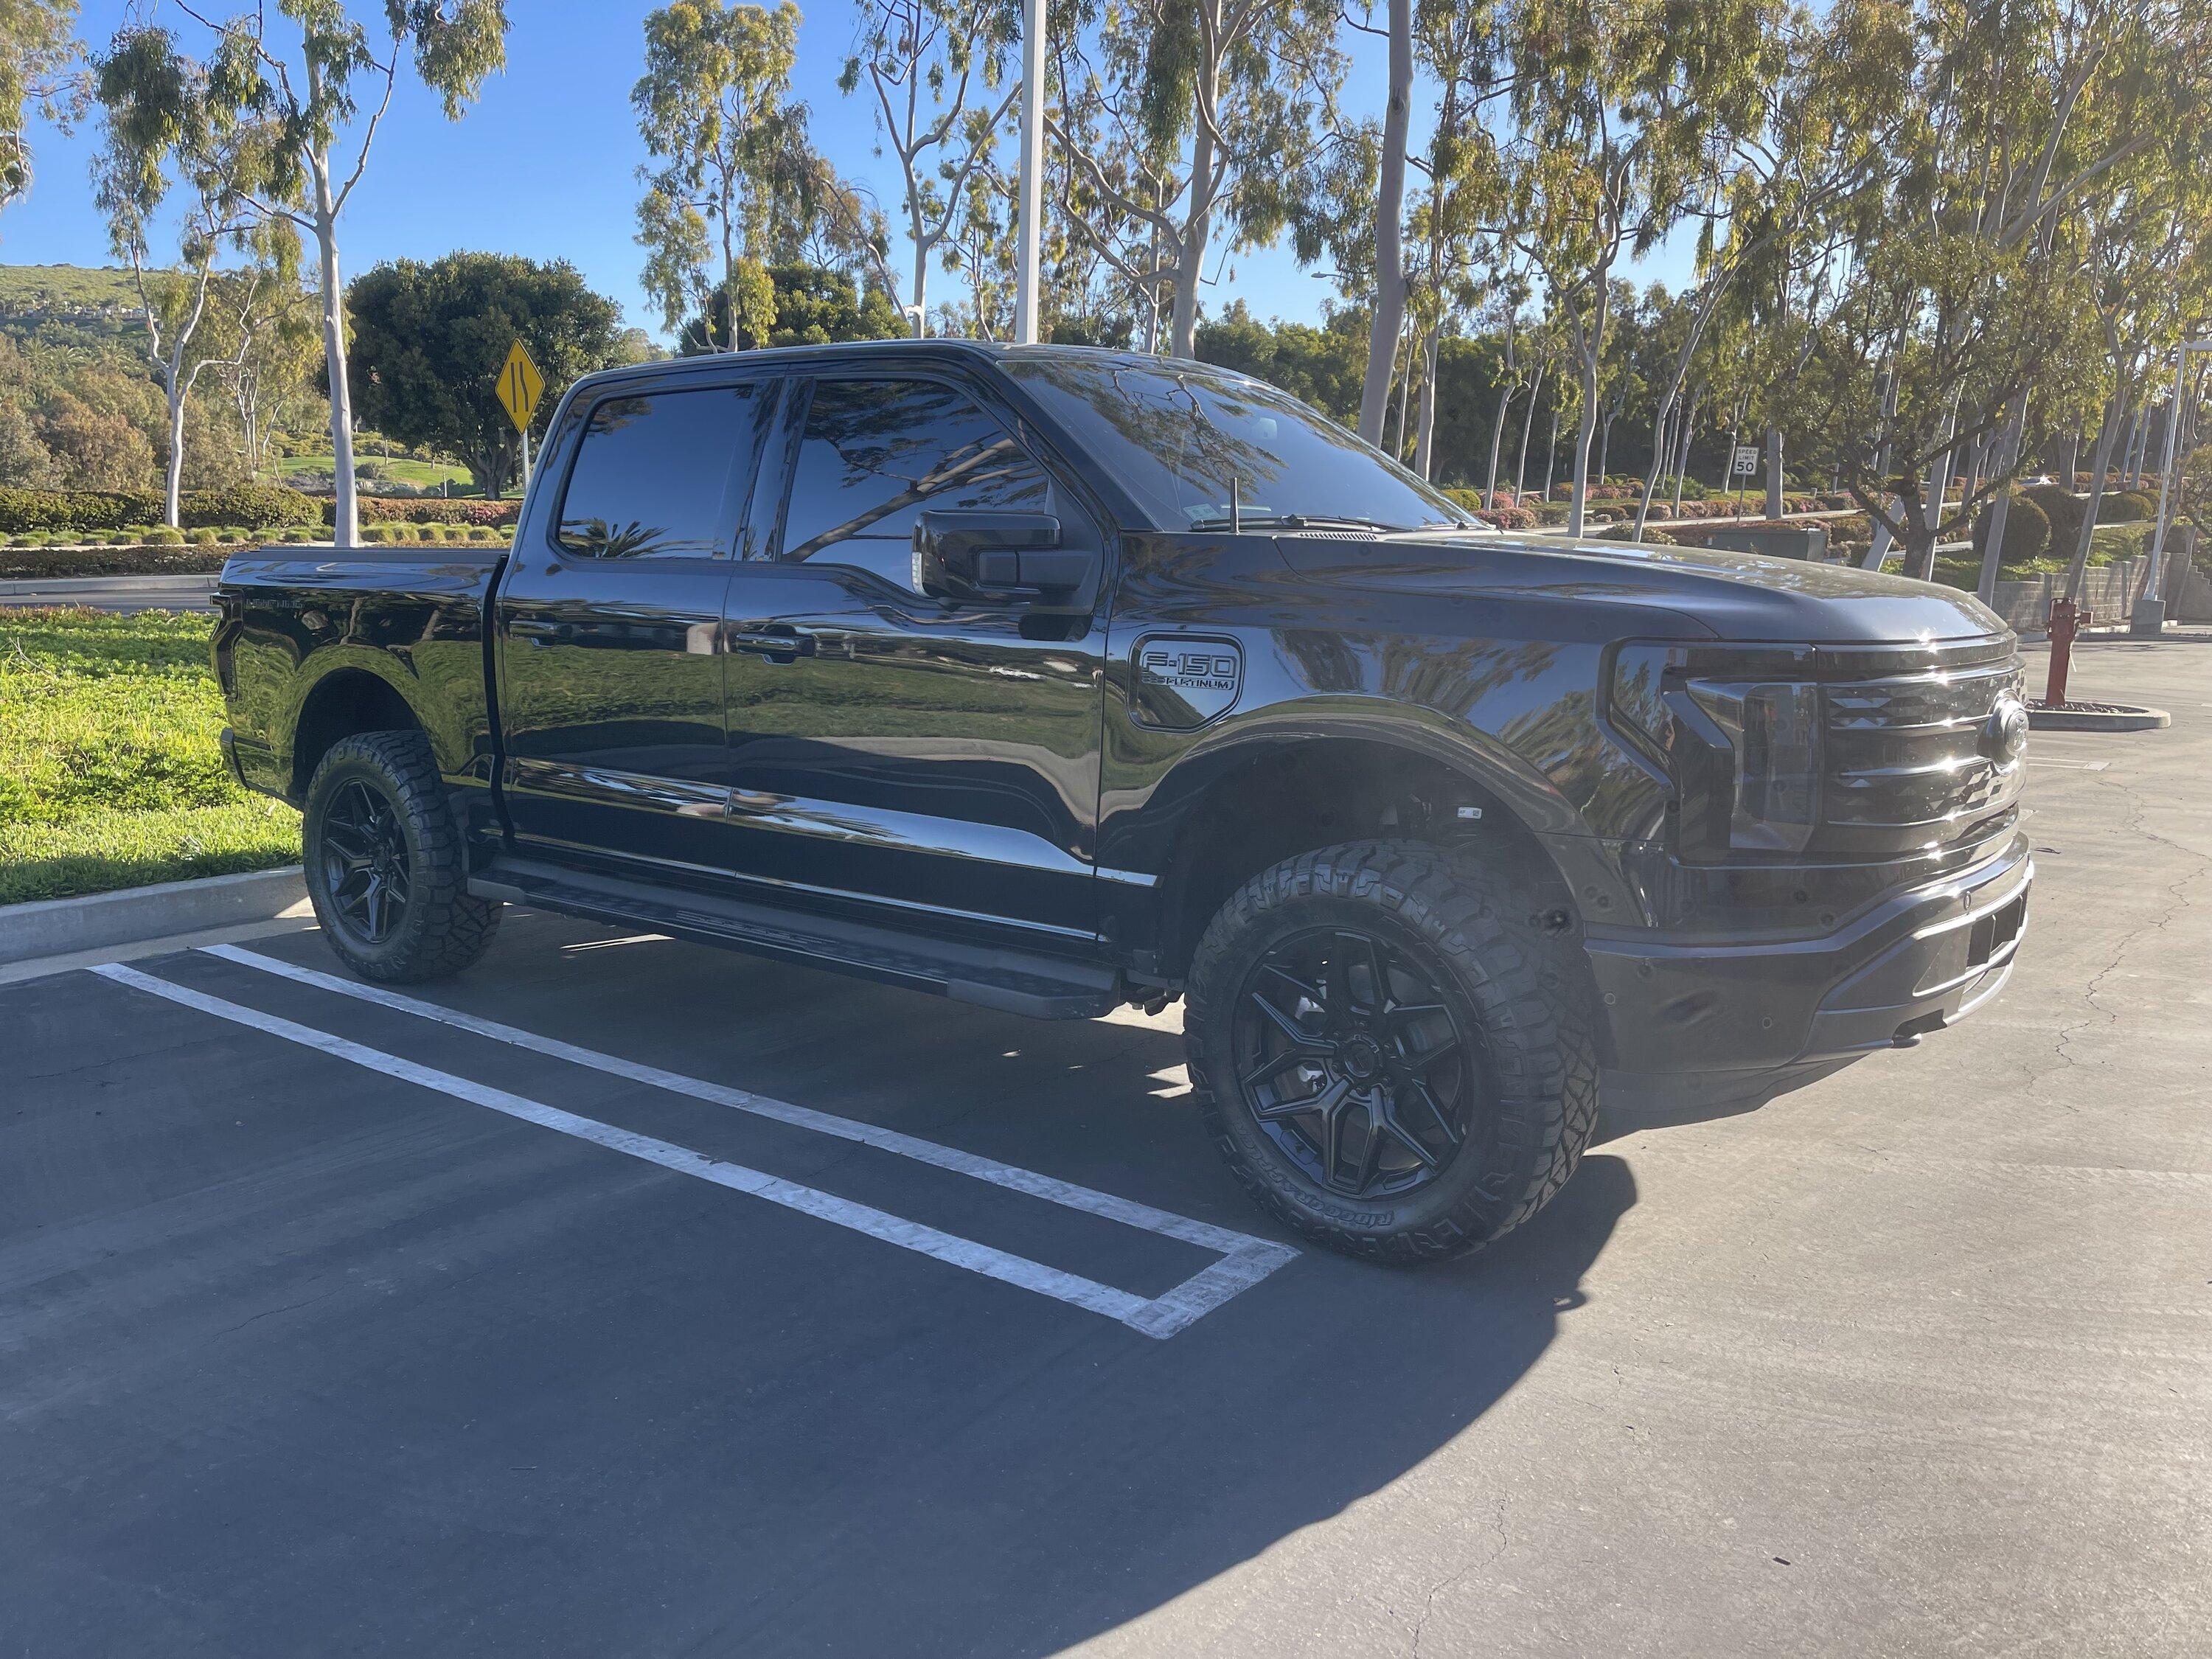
[1821,640,2026,856]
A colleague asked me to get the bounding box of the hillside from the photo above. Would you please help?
[0,263,150,348]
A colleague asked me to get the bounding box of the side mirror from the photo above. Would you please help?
[913,510,1091,602]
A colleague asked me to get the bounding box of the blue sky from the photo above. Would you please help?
[4,1,1695,342]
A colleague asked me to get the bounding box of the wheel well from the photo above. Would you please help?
[290,670,421,799]
[1158,740,1573,977]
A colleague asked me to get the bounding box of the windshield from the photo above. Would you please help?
[999,356,1479,534]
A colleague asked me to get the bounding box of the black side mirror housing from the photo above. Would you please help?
[913,510,1090,602]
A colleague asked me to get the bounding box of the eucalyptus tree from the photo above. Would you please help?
[1795,0,2205,582]
[1498,0,1790,535]
[1401,0,1506,476]
[1,0,83,218]
[2049,13,2212,608]
[1046,0,1350,358]
[91,24,281,524]
[635,0,806,349]
[155,0,509,546]
[1627,0,1915,537]
[1356,0,1413,443]
[842,0,1020,334]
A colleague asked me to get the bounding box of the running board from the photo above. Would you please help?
[468,858,1126,1020]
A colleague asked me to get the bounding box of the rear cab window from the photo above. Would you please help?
[555,383,769,560]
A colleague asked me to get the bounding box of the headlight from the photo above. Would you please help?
[1602,644,1825,860]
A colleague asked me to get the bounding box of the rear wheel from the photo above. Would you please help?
[302,731,501,983]
[1184,840,1597,1263]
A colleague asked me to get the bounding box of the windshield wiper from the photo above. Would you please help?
[1186,512,1409,533]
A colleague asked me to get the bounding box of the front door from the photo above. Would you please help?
[494,374,776,874]
[717,373,1108,939]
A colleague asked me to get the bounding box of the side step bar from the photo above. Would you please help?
[469,857,1127,1020]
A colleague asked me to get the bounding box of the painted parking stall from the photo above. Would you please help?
[91,947,1295,1340]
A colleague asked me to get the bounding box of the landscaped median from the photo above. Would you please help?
[0,608,299,908]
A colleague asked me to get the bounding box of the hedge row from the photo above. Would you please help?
[338,496,518,527]
[0,483,323,532]
[0,487,521,534]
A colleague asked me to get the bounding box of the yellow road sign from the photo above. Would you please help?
[495,341,545,432]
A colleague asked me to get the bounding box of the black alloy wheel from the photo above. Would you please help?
[1230,925,1474,1200]
[318,776,413,947]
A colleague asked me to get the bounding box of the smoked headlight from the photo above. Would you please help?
[1601,644,1825,860]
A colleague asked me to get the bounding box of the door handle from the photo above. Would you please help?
[728,625,816,662]
[507,618,574,644]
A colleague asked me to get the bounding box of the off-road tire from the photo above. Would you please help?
[302,730,501,983]
[1184,839,1599,1264]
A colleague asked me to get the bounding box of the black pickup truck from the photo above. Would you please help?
[213,341,2032,1261]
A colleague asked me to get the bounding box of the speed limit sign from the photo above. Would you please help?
[1731,445,1759,476]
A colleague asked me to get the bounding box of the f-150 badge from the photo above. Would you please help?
[1131,636,1242,729]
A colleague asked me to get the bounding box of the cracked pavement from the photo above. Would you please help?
[2,640,2206,1658]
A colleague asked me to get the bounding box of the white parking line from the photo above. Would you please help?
[203,944,1289,1265]
[97,959,1293,1338]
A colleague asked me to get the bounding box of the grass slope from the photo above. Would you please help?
[0,608,299,906]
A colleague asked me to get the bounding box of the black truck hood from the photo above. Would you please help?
[1273,531,2010,644]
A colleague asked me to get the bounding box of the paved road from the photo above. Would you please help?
[0,572,219,611]
[4,643,2206,1657]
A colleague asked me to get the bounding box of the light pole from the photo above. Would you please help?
[1012,0,1045,345]
[2134,336,2212,636]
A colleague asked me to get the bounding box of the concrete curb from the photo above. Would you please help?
[2027,704,2171,732]
[0,866,309,966]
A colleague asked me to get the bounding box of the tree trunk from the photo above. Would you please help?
[1595,415,1613,494]
[1764,426,1784,521]
[1514,362,1545,502]
[1413,330,1439,480]
[1357,0,1412,444]
[911,236,928,338]
[2063,397,2129,602]
[312,158,360,549]
[1566,311,1604,536]
[1975,391,2028,606]
[1543,403,1559,501]
[1671,385,1700,518]
[1390,330,1414,458]
[1484,359,1514,501]
[163,378,188,528]
[1168,49,1219,361]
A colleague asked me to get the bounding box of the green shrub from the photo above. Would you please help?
[0,488,166,533]
[187,528,219,546]
[2101,489,2157,524]
[2023,482,2084,561]
[178,483,319,530]
[1596,523,1677,543]
[1971,491,2051,567]
[327,495,518,529]
[146,526,186,546]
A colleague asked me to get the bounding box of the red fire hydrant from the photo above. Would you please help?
[2042,597,2090,707]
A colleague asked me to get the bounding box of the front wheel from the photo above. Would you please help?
[1184,841,1598,1264]
[302,730,501,983]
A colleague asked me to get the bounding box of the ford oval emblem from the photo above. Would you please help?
[1982,694,2030,765]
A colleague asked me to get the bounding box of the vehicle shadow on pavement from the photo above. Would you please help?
[731,1155,1638,1656]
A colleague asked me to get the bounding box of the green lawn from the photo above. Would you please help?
[0,608,299,907]
[276,452,481,491]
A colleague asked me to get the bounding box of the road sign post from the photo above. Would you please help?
[495,342,546,497]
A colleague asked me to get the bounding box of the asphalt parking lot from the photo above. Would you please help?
[4,639,2208,1658]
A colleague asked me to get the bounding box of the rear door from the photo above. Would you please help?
[717,372,1110,939]
[493,372,776,873]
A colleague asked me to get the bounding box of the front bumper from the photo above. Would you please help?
[1584,834,2032,1072]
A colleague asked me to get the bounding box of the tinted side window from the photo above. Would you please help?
[781,378,1052,588]
[556,384,763,560]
